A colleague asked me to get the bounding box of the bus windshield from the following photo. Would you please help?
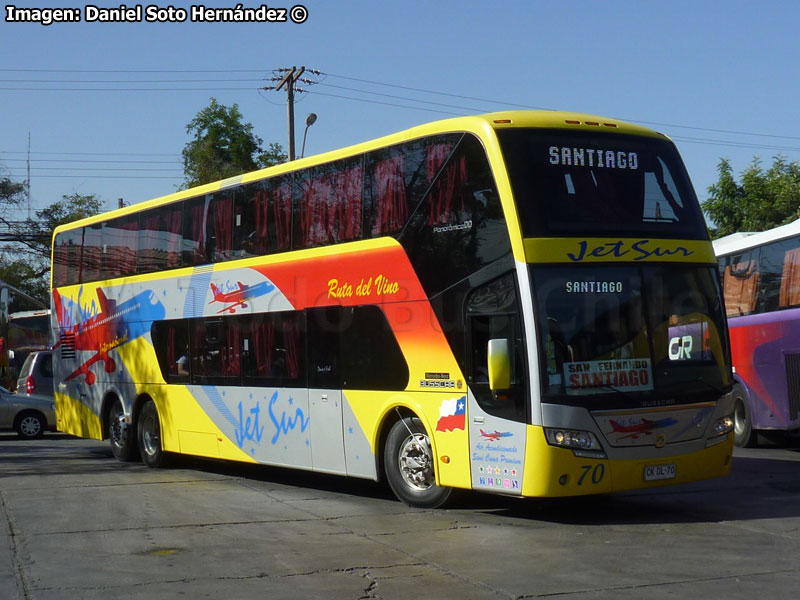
[533,264,731,406]
[497,129,708,239]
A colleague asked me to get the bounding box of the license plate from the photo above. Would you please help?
[644,463,676,481]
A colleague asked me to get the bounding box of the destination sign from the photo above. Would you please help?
[549,146,639,170]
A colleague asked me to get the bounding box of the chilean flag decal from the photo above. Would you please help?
[436,396,467,432]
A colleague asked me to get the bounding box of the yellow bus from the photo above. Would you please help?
[51,111,735,507]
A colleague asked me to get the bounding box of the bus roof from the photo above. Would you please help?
[53,109,669,235]
[712,217,800,257]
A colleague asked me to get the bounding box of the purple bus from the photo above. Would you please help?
[713,218,800,446]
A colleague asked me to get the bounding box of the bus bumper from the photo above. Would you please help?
[521,425,734,498]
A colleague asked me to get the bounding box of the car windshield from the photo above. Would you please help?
[532,264,731,408]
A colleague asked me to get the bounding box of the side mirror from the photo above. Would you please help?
[487,338,511,390]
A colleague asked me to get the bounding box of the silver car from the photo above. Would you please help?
[0,385,56,439]
[16,350,54,397]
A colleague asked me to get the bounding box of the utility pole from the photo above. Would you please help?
[263,66,321,161]
[26,133,31,219]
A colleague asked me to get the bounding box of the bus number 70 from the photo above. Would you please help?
[578,464,606,486]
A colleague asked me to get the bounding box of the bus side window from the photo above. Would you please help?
[183,197,207,267]
[234,184,258,258]
[82,223,102,283]
[781,238,800,308]
[306,307,340,389]
[340,306,408,391]
[760,235,800,311]
[151,321,189,384]
[723,250,760,316]
[207,194,234,263]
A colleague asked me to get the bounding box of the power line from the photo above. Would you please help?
[2,67,799,159]
[316,82,489,113]
[671,136,800,153]
[6,167,182,172]
[2,173,181,179]
[1,150,178,156]
[2,158,183,165]
[319,72,800,143]
[321,72,546,110]
[2,65,798,144]
[0,86,257,91]
[310,90,463,116]
[0,78,264,83]
[0,68,267,73]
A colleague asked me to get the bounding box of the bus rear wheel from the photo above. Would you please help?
[733,384,757,448]
[137,399,166,468]
[107,398,138,462]
[384,417,452,508]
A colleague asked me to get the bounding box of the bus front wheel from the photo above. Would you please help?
[384,417,452,508]
[137,399,166,468]
[733,384,757,448]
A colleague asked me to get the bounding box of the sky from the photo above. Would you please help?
[2,0,800,224]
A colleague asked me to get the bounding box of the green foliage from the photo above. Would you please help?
[0,260,48,304]
[0,192,103,303]
[258,142,288,169]
[703,156,800,238]
[182,98,286,189]
[0,177,26,209]
[34,192,104,236]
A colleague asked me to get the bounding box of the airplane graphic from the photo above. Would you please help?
[209,280,275,314]
[53,287,165,385]
[479,429,513,442]
[608,417,679,441]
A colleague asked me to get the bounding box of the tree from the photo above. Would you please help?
[0,193,103,303]
[0,176,26,210]
[182,98,286,189]
[258,142,288,169]
[703,156,800,238]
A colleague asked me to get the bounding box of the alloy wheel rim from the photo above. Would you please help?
[398,433,435,491]
[20,416,41,437]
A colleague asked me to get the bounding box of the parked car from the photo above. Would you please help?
[0,385,56,439]
[16,350,53,397]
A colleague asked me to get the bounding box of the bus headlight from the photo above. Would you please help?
[544,428,603,451]
[711,415,734,436]
[706,415,734,447]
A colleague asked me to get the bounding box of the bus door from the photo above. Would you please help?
[306,307,347,475]
[464,272,529,495]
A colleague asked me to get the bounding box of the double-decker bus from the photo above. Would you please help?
[51,111,734,507]
[713,218,800,447]
[0,281,48,389]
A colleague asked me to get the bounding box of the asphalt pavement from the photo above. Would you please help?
[2,432,800,599]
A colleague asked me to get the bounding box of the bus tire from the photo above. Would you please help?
[137,399,167,468]
[107,398,139,462]
[732,384,757,448]
[384,417,452,508]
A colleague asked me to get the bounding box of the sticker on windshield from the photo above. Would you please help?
[565,359,653,395]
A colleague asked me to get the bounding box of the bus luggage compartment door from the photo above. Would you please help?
[309,388,346,475]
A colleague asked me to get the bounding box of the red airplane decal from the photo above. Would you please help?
[608,417,678,440]
[479,429,513,442]
[53,287,165,385]
[208,280,275,314]
[209,282,247,314]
